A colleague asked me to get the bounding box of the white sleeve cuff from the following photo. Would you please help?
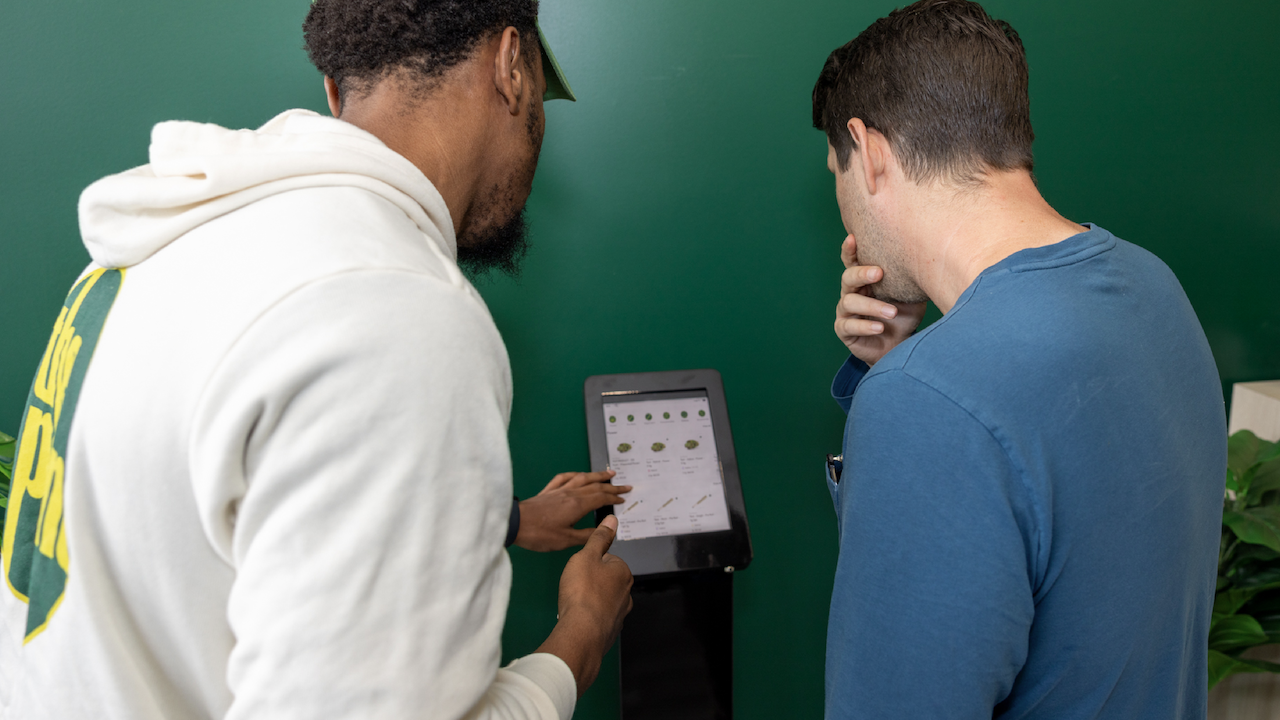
[503,653,577,720]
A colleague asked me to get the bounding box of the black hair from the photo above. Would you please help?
[812,0,1034,184]
[304,0,539,100]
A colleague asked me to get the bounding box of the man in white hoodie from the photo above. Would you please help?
[0,1,633,719]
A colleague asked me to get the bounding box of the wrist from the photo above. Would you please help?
[513,500,545,551]
[536,613,607,697]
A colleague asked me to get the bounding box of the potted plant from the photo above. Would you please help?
[1211,429,1280,687]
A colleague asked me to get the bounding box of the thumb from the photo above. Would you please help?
[583,515,618,558]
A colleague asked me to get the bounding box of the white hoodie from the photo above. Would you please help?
[0,110,575,720]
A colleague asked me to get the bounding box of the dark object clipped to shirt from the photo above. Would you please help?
[825,454,843,485]
[824,225,1225,719]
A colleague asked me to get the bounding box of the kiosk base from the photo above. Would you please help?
[619,571,733,720]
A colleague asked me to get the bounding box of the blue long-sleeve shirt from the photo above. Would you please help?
[826,226,1225,719]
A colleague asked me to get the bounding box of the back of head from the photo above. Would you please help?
[304,0,539,101]
[812,0,1034,185]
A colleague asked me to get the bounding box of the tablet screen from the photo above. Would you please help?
[602,391,733,541]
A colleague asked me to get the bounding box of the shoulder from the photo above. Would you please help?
[853,364,998,440]
[191,268,513,472]
[118,182,483,365]
[201,184,463,287]
[233,269,506,375]
[864,230,1191,422]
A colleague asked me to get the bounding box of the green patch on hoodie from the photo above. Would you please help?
[3,268,124,642]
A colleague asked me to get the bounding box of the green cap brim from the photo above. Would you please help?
[537,22,576,102]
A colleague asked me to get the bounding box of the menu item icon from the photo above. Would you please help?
[651,442,666,452]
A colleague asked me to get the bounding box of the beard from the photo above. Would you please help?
[457,205,529,278]
[848,191,929,305]
[457,95,543,279]
[858,236,928,305]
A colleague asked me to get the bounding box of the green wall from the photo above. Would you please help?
[2,1,1278,716]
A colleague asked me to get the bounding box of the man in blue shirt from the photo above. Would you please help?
[810,1,1225,717]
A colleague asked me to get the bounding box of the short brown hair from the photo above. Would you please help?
[812,0,1034,184]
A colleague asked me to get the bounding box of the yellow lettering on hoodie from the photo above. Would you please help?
[2,268,125,642]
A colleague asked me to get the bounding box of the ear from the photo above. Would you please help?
[324,77,341,118]
[492,26,528,116]
[846,118,891,195]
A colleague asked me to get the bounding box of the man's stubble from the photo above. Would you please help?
[456,95,544,278]
[849,186,929,305]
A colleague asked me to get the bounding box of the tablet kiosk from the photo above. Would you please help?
[585,369,752,577]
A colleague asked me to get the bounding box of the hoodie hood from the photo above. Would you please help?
[79,109,456,269]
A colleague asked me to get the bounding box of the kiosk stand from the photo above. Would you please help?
[584,370,751,720]
[621,570,734,719]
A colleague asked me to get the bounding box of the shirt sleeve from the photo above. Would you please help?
[505,498,521,548]
[831,355,871,415]
[189,270,573,720]
[826,369,1037,719]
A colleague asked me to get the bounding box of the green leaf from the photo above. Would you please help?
[1231,431,1265,476]
[1216,588,1261,616]
[1227,467,1241,494]
[1254,613,1280,643]
[1235,566,1280,589]
[1243,590,1280,615]
[1248,458,1280,501]
[1210,649,1265,689]
[1,429,14,485]
[1239,657,1280,673]
[1234,545,1280,564]
[1209,613,1269,652]
[1224,507,1280,553]
[1226,546,1280,580]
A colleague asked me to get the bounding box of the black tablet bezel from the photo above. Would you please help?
[585,369,752,576]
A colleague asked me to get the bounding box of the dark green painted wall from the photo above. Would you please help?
[2,1,1277,716]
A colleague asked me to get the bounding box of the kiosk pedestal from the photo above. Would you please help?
[620,571,733,720]
[583,370,751,720]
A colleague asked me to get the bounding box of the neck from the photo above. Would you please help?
[904,171,1086,313]
[336,70,492,236]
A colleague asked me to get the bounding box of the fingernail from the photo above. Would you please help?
[881,306,897,319]
[870,322,884,332]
